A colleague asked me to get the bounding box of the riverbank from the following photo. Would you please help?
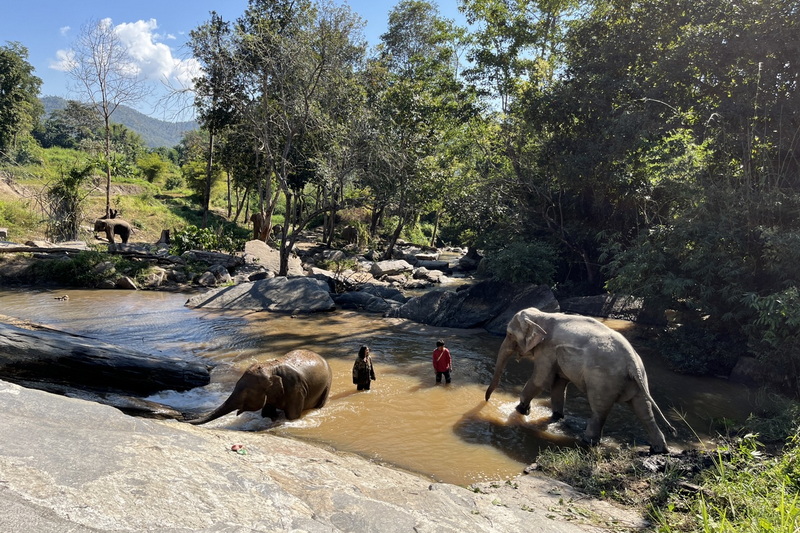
[0,379,647,532]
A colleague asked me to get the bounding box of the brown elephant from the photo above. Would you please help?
[94,218,132,245]
[190,349,332,424]
[485,308,676,453]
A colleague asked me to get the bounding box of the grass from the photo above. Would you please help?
[534,406,800,532]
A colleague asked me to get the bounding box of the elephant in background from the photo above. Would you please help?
[485,308,676,453]
[190,349,332,424]
[94,217,132,245]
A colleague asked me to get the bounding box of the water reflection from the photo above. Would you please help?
[0,287,760,486]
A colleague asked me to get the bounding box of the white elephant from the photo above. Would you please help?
[485,308,676,453]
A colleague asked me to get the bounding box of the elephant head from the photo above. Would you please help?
[190,366,285,425]
[485,309,548,401]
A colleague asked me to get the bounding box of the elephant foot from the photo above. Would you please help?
[648,444,669,455]
[550,411,564,422]
[515,402,531,416]
[580,433,601,446]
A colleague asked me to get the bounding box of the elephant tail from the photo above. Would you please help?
[631,366,678,437]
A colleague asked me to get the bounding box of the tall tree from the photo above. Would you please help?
[0,42,42,156]
[234,0,365,274]
[189,12,241,227]
[65,18,150,217]
[366,0,473,258]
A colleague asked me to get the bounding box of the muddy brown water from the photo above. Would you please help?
[0,288,759,486]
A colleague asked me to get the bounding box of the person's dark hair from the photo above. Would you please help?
[436,340,445,347]
[358,345,369,358]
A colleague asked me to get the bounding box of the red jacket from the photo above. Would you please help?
[432,347,451,372]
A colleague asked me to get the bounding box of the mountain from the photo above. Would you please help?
[40,96,198,149]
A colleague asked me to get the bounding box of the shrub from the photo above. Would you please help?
[481,240,558,285]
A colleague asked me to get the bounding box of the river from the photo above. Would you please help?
[0,287,759,486]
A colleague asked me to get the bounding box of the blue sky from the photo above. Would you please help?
[1,0,465,120]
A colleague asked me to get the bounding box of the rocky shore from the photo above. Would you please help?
[0,379,647,532]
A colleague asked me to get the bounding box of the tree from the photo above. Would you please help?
[0,42,42,157]
[36,100,102,149]
[64,18,150,217]
[233,0,366,274]
[365,0,474,258]
[189,12,242,227]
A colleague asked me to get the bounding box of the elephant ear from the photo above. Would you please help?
[520,318,547,354]
[265,374,285,403]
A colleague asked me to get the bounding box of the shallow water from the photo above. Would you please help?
[0,287,760,486]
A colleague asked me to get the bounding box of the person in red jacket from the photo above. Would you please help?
[432,339,451,384]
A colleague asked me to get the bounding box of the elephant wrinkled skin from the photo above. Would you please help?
[485,308,676,453]
[190,349,332,424]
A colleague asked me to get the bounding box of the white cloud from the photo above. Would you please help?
[50,18,200,90]
[50,49,75,72]
[59,26,71,37]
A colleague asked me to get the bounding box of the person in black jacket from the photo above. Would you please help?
[352,345,376,391]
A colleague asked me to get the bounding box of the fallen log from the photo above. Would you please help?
[0,321,211,397]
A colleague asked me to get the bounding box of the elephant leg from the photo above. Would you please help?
[261,404,278,419]
[516,376,547,415]
[583,392,615,445]
[629,396,668,454]
[550,377,569,421]
[282,390,306,421]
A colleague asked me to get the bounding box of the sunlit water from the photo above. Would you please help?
[0,287,760,486]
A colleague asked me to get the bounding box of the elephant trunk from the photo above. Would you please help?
[485,336,516,401]
[188,397,237,425]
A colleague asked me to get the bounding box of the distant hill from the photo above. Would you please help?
[40,96,198,149]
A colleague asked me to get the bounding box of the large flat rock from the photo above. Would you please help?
[0,380,647,532]
[185,276,335,313]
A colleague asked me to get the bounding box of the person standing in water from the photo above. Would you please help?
[352,345,376,391]
[432,340,451,384]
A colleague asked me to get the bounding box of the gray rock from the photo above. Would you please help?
[370,259,414,278]
[387,281,558,333]
[185,276,335,313]
[0,379,647,533]
[114,276,138,290]
[243,239,304,276]
[333,291,401,313]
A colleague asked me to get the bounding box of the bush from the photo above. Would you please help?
[30,251,148,287]
[170,225,245,255]
[481,240,558,285]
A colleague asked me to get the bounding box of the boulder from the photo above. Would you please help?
[333,291,402,313]
[386,281,558,333]
[370,259,414,278]
[243,239,304,276]
[0,321,210,397]
[185,276,335,313]
[114,276,138,290]
[559,294,666,325]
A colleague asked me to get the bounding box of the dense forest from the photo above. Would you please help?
[0,0,798,388]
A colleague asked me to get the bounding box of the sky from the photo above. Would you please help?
[0,0,465,121]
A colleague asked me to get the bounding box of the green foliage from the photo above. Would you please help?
[44,162,94,242]
[169,224,244,255]
[0,198,39,238]
[30,250,148,287]
[481,239,558,285]
[0,42,43,155]
[655,434,800,533]
[655,324,741,376]
[136,152,170,183]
